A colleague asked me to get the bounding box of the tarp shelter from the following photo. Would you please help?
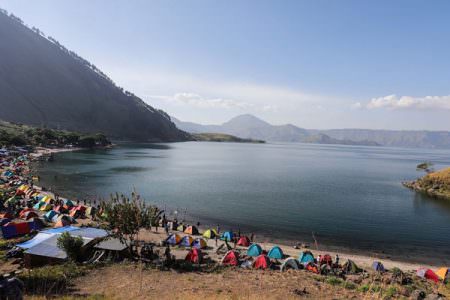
[267,246,284,259]
[372,261,385,272]
[184,225,199,235]
[417,268,440,283]
[298,251,315,264]
[436,268,448,281]
[177,224,187,232]
[192,238,207,249]
[185,248,202,264]
[253,255,270,270]
[44,210,59,222]
[247,243,263,257]
[180,236,194,247]
[202,229,218,239]
[166,233,181,245]
[281,258,301,272]
[237,236,250,247]
[342,260,363,274]
[221,231,234,242]
[222,250,239,266]
[17,232,54,249]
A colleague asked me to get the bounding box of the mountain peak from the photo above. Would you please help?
[223,114,271,128]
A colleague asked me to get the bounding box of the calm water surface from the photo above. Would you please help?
[35,142,450,264]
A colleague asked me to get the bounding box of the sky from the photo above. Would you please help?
[1,0,450,130]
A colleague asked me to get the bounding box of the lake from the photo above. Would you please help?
[35,142,450,264]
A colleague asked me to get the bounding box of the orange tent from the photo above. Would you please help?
[184,226,199,235]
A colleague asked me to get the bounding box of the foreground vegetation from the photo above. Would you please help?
[0,120,110,148]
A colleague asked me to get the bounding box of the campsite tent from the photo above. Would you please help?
[1,221,32,238]
[267,246,284,259]
[166,234,181,245]
[236,236,250,247]
[33,201,45,210]
[222,250,239,266]
[436,268,448,281]
[177,224,187,232]
[280,257,301,272]
[185,248,202,264]
[247,243,263,257]
[180,236,194,247]
[253,255,270,270]
[417,268,440,283]
[298,251,315,264]
[192,238,207,249]
[184,225,199,235]
[372,261,385,272]
[40,203,53,211]
[202,229,218,239]
[22,211,39,220]
[44,210,59,222]
[19,208,34,218]
[342,260,363,274]
[221,231,234,242]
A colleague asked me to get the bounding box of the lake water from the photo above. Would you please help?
[35,142,450,264]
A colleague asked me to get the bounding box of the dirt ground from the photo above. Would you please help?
[69,264,364,300]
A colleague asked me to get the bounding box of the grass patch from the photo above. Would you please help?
[325,276,343,286]
[357,284,370,293]
[342,281,357,290]
[383,286,397,299]
[19,263,90,296]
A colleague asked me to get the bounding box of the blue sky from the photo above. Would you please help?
[2,0,450,130]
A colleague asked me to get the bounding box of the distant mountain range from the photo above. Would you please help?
[0,10,188,142]
[174,114,450,148]
[173,115,380,147]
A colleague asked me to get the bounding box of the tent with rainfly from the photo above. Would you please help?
[185,248,202,264]
[436,268,448,281]
[222,250,239,266]
[180,236,194,247]
[192,238,207,249]
[44,210,59,222]
[33,201,45,210]
[247,243,263,257]
[40,203,53,211]
[417,268,440,283]
[253,254,270,270]
[298,251,315,264]
[177,224,187,232]
[342,259,363,274]
[267,246,284,259]
[184,225,199,235]
[372,261,385,272]
[166,233,181,245]
[281,257,301,272]
[236,236,250,247]
[221,231,234,242]
[202,229,218,239]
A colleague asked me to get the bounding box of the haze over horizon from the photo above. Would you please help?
[2,0,450,131]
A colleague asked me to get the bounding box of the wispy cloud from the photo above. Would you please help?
[152,92,254,109]
[356,94,450,110]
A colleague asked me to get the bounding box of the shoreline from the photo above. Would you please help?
[30,147,445,271]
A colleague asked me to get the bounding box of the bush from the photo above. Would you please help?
[343,281,357,290]
[383,286,397,299]
[325,276,343,286]
[57,232,84,262]
[357,284,370,293]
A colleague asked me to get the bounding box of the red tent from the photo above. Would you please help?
[320,254,333,266]
[22,211,39,220]
[222,250,239,266]
[19,208,34,218]
[253,255,270,270]
[185,248,202,264]
[425,269,440,283]
[237,236,251,247]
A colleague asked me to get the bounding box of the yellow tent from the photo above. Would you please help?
[40,203,53,211]
[202,228,218,239]
[18,184,28,191]
[42,195,53,203]
[436,267,448,280]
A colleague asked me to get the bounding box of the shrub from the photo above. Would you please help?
[343,281,357,290]
[383,286,397,299]
[325,276,343,286]
[357,284,370,293]
[57,232,84,262]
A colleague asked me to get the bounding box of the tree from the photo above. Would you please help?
[103,192,161,255]
[417,162,434,174]
[57,232,84,262]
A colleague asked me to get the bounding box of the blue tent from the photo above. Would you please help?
[180,236,193,247]
[44,210,59,222]
[27,219,43,231]
[0,218,11,226]
[372,261,385,272]
[221,231,234,242]
[247,243,263,257]
[166,234,181,245]
[299,251,315,264]
[267,245,284,259]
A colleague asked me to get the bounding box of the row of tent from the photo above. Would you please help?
[166,234,207,249]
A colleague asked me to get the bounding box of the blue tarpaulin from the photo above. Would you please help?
[17,232,54,249]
